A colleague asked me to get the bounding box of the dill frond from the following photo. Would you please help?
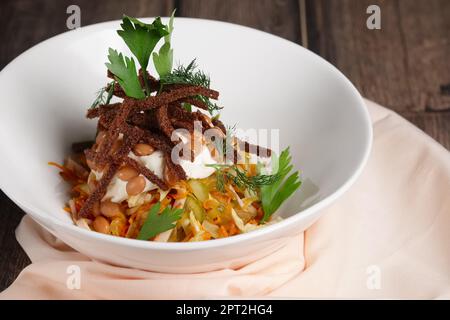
[160,59,222,115]
[90,81,115,109]
[207,164,281,192]
[160,59,210,88]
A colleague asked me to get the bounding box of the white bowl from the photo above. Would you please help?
[0,18,372,273]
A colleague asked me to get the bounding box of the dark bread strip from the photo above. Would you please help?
[132,86,219,111]
[78,125,143,218]
[155,105,174,138]
[123,157,168,190]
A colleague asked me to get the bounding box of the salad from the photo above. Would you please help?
[51,13,301,242]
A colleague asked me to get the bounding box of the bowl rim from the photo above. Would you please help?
[0,17,373,251]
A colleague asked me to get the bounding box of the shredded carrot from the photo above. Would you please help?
[48,161,65,171]
[202,232,212,241]
[183,233,193,242]
[211,191,231,204]
[203,199,217,210]
[171,189,187,200]
[219,225,228,237]
[248,164,257,176]
[54,150,270,242]
[228,222,239,236]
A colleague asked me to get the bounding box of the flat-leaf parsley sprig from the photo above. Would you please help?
[152,10,175,78]
[137,202,183,240]
[207,147,301,223]
[94,12,223,116]
[105,15,169,98]
[260,148,301,222]
[105,49,145,99]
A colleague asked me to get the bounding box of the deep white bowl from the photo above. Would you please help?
[0,18,372,272]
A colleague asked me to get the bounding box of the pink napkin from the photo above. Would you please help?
[1,99,449,299]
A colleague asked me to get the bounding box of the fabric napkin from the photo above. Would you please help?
[1,99,449,299]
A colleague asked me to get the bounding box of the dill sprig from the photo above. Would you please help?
[160,59,222,115]
[196,94,223,115]
[90,81,115,109]
[213,124,236,159]
[216,170,226,192]
[160,59,210,87]
[207,164,281,192]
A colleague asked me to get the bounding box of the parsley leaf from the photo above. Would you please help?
[260,147,301,222]
[105,48,145,99]
[153,10,175,78]
[137,202,183,240]
[118,16,169,71]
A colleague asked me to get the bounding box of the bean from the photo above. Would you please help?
[126,176,146,196]
[117,166,139,181]
[92,201,101,217]
[100,200,123,218]
[133,143,154,156]
[164,165,178,186]
[93,216,110,234]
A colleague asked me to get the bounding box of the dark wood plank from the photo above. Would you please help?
[306,0,414,112]
[398,0,450,112]
[0,0,175,292]
[306,0,450,149]
[0,191,30,292]
[178,0,302,43]
[1,0,449,294]
[0,0,174,69]
[306,0,450,112]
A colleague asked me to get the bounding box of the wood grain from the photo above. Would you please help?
[0,0,175,292]
[0,191,30,292]
[397,0,450,112]
[306,0,415,111]
[0,0,449,293]
[306,0,450,149]
[0,0,174,69]
[178,0,301,43]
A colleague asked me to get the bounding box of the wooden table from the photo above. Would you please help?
[1,0,449,292]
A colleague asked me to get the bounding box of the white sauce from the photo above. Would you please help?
[103,178,129,203]
[178,145,217,179]
[95,151,167,203]
[92,141,268,204]
[97,147,218,203]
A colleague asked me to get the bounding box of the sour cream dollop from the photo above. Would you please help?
[93,150,165,203]
[178,145,217,179]
[92,145,217,203]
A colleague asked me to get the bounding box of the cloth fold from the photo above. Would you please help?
[1,99,449,299]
